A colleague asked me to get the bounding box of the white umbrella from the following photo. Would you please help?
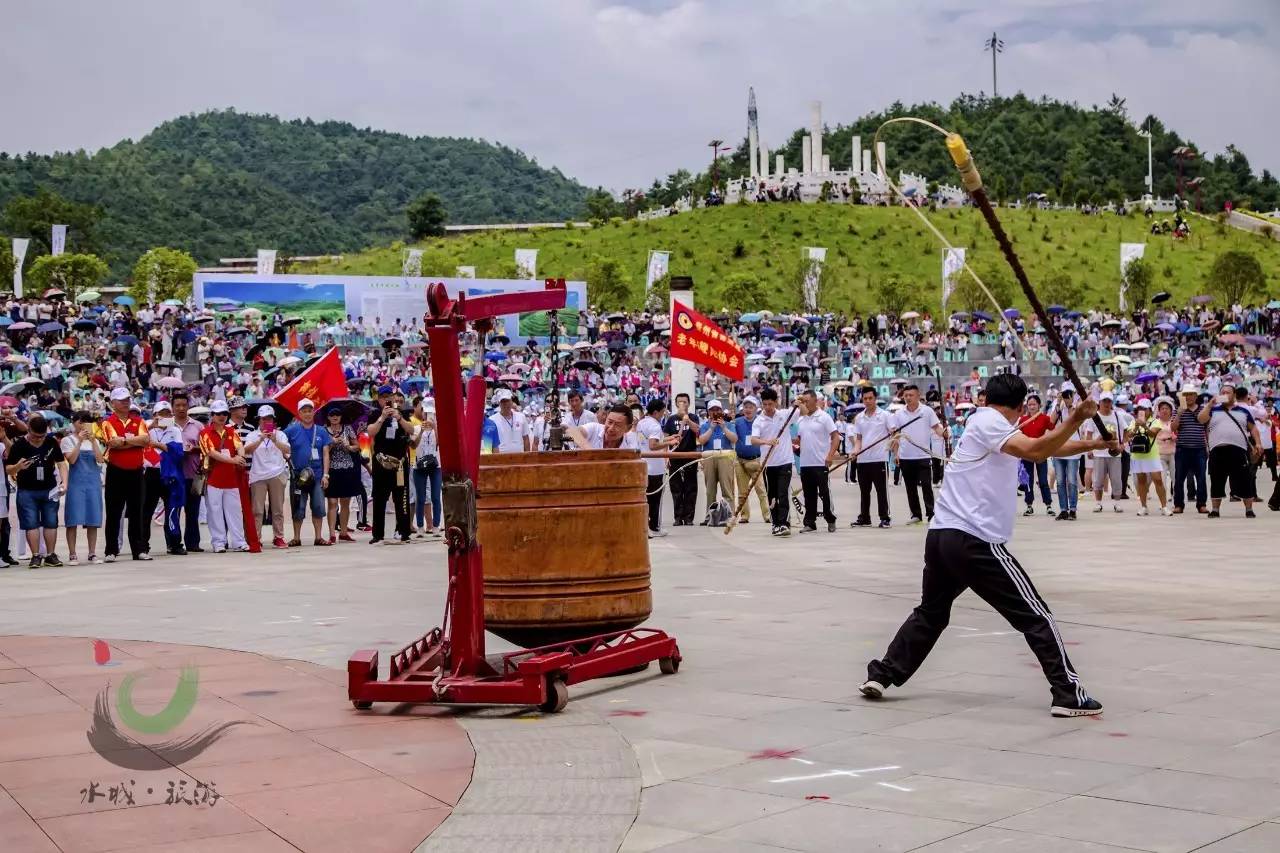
[901,311,921,320]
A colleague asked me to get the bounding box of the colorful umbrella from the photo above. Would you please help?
[113,295,136,306]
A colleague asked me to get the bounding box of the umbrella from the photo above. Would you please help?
[900,311,920,320]
[843,403,867,415]
[1151,291,1172,304]
[840,326,855,333]
[748,364,769,374]
[42,288,66,299]
[745,353,766,362]
[956,402,976,410]
[318,397,368,424]
[775,334,795,342]
[36,321,64,334]
[1220,334,1246,345]
[1101,319,1122,327]
[7,322,34,331]
[739,312,761,323]
[1223,324,1240,332]
[382,337,403,349]
[973,311,993,322]
[1127,341,1149,349]
[572,341,593,350]
[1046,305,1067,314]
[1191,295,1213,304]
[765,357,783,365]
[4,354,30,365]
[114,335,139,347]
[154,376,188,389]
[1245,335,1272,347]
[162,299,184,306]
[193,314,215,323]
[1003,308,1020,319]
[1065,311,1083,319]
[488,334,510,346]
[401,376,431,391]
[759,327,778,338]
[113,295,135,306]
[0,378,43,395]
[605,313,626,322]
[0,318,11,327]
[645,342,666,355]
[49,343,74,353]
[36,410,69,431]
[1268,301,1280,310]
[225,326,251,336]
[66,359,95,371]
[1136,372,1161,383]
[1155,322,1176,332]
[241,307,262,317]
[949,312,970,319]
[76,290,101,303]
[276,355,302,368]
[1202,319,1221,330]
[485,351,507,362]
[790,316,811,325]
[498,373,523,382]
[573,360,602,372]
[282,316,303,327]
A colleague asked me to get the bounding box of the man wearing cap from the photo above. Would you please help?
[141,401,185,556]
[1082,391,1132,513]
[732,396,768,524]
[228,397,262,553]
[284,399,332,546]
[696,399,737,524]
[170,391,206,551]
[365,384,412,544]
[487,390,529,453]
[244,405,292,548]
[101,387,152,562]
[1049,383,1084,520]
[199,400,249,553]
[1170,384,1209,514]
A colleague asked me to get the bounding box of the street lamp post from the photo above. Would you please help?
[1137,125,1153,196]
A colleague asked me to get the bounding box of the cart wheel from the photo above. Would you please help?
[352,700,373,710]
[539,678,569,713]
[659,656,680,675]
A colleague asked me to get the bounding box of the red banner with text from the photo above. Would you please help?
[669,300,744,381]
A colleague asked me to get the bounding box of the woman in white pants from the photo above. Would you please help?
[198,401,249,553]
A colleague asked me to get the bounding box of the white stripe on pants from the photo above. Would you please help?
[205,486,246,550]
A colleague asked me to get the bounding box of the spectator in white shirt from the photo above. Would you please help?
[488,390,529,453]
[1082,392,1131,513]
[244,406,292,547]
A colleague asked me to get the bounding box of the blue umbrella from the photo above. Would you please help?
[37,321,64,334]
[738,312,761,323]
[0,317,11,327]
[1065,311,1083,319]
[1185,326,1202,334]
[1136,372,1160,383]
[402,376,430,390]
[1003,308,1020,319]
[973,311,993,322]
[484,351,507,362]
[113,295,135,306]
[1046,305,1067,315]
[759,327,779,337]
[114,334,139,347]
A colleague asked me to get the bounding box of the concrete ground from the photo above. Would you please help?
[1,472,1278,852]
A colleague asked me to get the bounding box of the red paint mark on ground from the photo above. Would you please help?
[804,795,830,800]
[1107,732,1129,737]
[749,748,802,760]
[92,639,111,666]
[1064,641,1082,646]
[608,710,648,718]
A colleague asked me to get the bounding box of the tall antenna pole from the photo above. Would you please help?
[984,32,1005,98]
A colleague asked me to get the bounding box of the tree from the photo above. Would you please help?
[586,256,634,309]
[130,247,198,302]
[719,273,766,309]
[0,241,13,291]
[583,187,619,222]
[1205,250,1265,305]
[645,273,670,312]
[992,174,1008,206]
[950,261,1015,316]
[406,192,447,239]
[26,253,109,299]
[1,188,104,257]
[1121,257,1153,308]
[1041,271,1085,309]
[872,275,919,317]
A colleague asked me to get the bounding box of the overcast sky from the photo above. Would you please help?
[4,1,1277,192]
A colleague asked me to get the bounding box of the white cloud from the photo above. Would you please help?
[1,0,1275,196]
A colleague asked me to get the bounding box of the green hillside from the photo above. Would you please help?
[0,110,590,272]
[306,203,1279,313]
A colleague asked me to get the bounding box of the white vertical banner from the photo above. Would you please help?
[942,247,966,311]
[802,247,826,312]
[402,248,423,276]
[50,224,67,256]
[514,249,537,280]
[1119,243,1145,312]
[645,250,670,292]
[12,238,30,297]
[455,265,476,278]
[256,249,277,275]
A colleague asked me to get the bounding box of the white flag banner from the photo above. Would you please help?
[402,248,423,276]
[1119,243,1145,311]
[514,249,538,280]
[50,224,67,256]
[12,238,30,298]
[256,249,277,275]
[645,250,670,292]
[456,265,476,278]
[942,247,966,311]
[802,247,827,312]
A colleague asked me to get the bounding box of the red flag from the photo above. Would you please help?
[275,347,348,416]
[669,300,744,381]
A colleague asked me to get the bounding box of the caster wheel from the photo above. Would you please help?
[352,700,373,710]
[539,678,569,713]
[659,656,680,675]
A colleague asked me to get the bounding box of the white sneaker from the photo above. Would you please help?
[136,553,154,561]
[859,680,887,699]
[1136,507,1149,516]
[104,554,117,563]
[1161,506,1172,516]
[1113,504,1123,513]
[1093,504,1104,513]
[213,547,227,554]
[67,556,79,566]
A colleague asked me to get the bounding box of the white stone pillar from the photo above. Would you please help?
[810,101,823,176]
[821,154,830,173]
[862,149,872,173]
[669,277,695,405]
[802,136,812,174]
[851,135,861,171]
[748,127,759,179]
[776,154,785,176]
[875,140,887,179]
[760,143,770,179]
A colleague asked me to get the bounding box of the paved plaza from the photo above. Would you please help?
[1,481,1279,852]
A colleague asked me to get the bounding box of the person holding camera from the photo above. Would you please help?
[365,385,412,545]
[284,399,333,547]
[1198,384,1262,518]
[695,399,737,525]
[244,406,292,549]
[410,397,442,539]
[6,414,69,568]
[322,403,363,542]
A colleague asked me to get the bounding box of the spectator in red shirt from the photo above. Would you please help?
[199,400,249,553]
[1020,394,1054,516]
[100,387,152,562]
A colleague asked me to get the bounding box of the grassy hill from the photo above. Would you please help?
[306,203,1280,313]
[0,110,590,273]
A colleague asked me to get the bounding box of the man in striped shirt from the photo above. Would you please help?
[1170,384,1209,514]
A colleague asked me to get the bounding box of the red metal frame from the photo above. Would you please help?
[348,279,681,711]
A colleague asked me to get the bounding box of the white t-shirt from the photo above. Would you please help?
[526,416,548,451]
[636,416,666,475]
[1249,405,1273,450]
[931,406,1022,543]
[750,409,796,469]
[891,405,939,461]
[1049,406,1085,461]
[1207,406,1253,451]
[1082,408,1132,458]
[488,411,527,453]
[853,409,892,463]
[245,429,290,484]
[578,421,641,451]
[796,410,837,468]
